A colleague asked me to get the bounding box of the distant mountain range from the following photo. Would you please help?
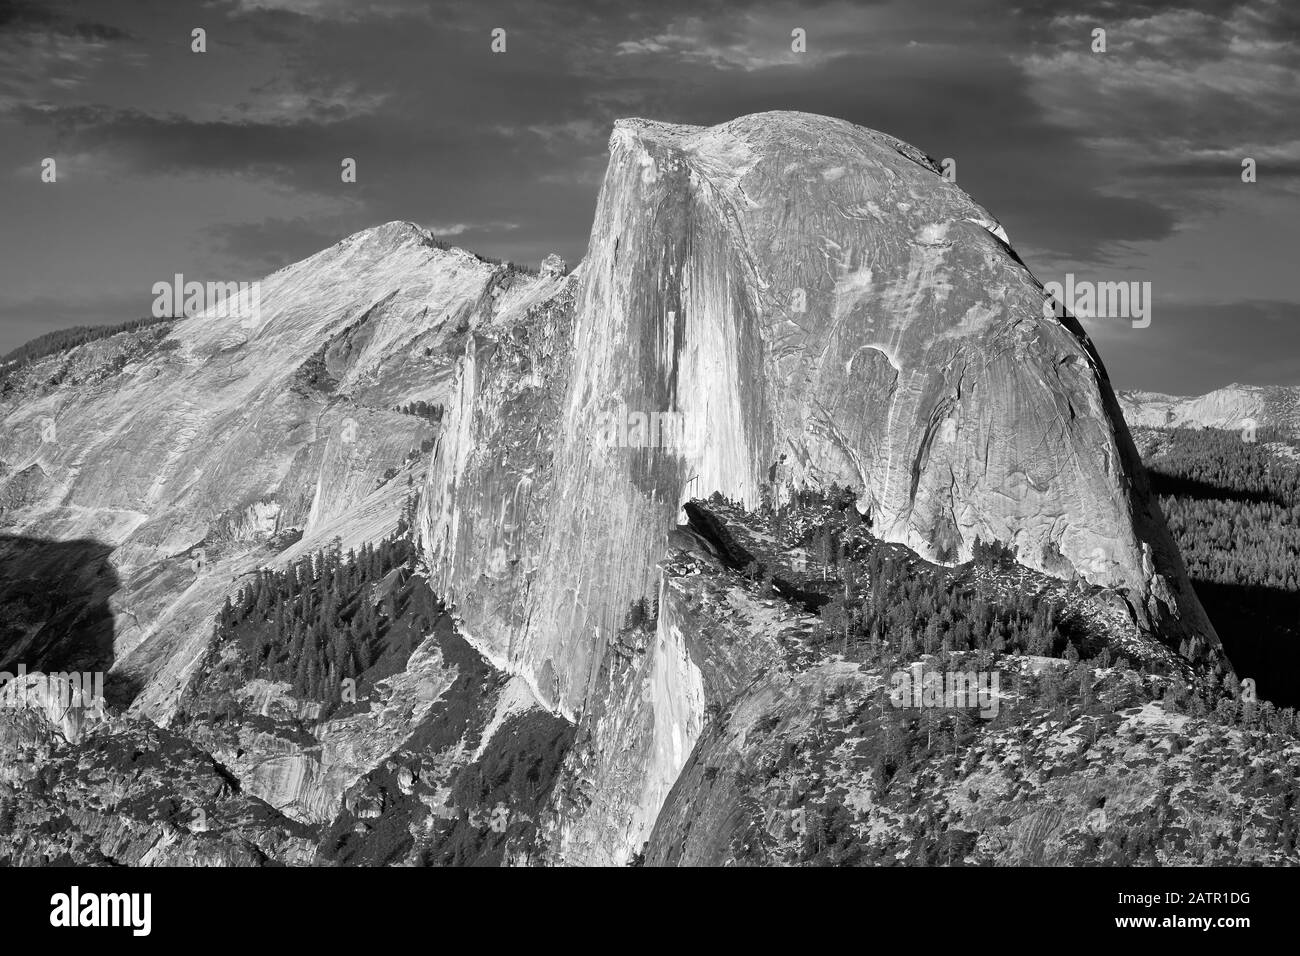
[1120,384,1300,434]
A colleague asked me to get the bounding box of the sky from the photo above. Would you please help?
[0,0,1296,394]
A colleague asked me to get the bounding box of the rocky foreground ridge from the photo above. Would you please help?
[2,112,1274,867]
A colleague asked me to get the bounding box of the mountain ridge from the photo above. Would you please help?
[1120,383,1300,434]
[0,111,1258,868]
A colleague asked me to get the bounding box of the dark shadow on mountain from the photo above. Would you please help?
[0,534,119,678]
[1193,579,1300,709]
[681,500,833,613]
[682,501,754,569]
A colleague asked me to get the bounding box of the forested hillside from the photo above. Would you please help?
[1140,427,1300,706]
[0,315,174,375]
[202,518,439,719]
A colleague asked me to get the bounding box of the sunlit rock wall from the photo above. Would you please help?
[422,111,1219,722]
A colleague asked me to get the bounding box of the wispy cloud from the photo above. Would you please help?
[1,0,1297,392]
[223,0,433,21]
[425,221,520,237]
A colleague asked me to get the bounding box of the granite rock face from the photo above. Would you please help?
[0,112,1231,867]
[420,111,1219,724]
[0,222,579,864]
[0,222,564,722]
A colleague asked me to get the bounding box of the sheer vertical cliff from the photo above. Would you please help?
[420,111,1220,728]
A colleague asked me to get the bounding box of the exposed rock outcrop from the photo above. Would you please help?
[0,221,565,723]
[420,111,1220,726]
